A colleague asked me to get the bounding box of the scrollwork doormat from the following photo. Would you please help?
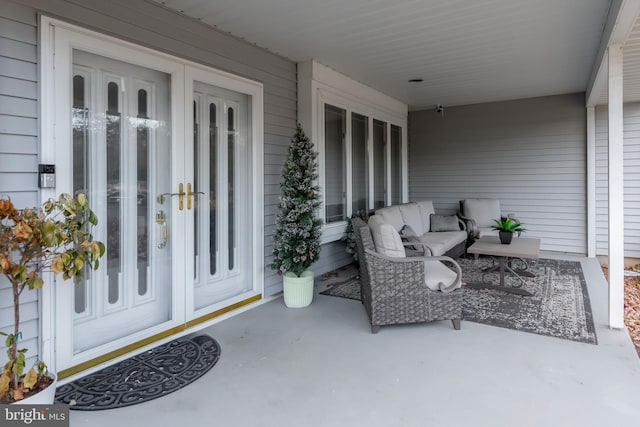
[320,259,597,344]
[55,335,221,410]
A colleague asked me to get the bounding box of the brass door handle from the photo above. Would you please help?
[156,210,168,249]
[156,183,185,210]
[186,183,205,210]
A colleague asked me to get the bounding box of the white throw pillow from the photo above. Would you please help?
[424,261,461,292]
[369,217,406,258]
[398,203,425,235]
[415,200,435,233]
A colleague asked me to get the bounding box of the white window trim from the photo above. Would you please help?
[298,61,408,244]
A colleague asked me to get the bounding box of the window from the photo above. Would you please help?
[372,119,387,209]
[324,104,346,223]
[321,103,405,232]
[298,61,407,243]
[351,113,368,214]
[390,124,403,206]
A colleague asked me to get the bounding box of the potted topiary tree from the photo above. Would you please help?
[0,193,104,403]
[270,124,322,308]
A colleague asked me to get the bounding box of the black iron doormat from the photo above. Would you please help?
[55,335,221,410]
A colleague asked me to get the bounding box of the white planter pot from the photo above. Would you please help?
[283,270,314,308]
[12,373,57,405]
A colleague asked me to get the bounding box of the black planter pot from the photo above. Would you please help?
[499,231,513,244]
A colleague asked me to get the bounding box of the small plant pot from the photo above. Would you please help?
[11,373,57,405]
[499,231,513,245]
[283,270,314,308]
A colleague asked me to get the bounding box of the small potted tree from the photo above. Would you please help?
[271,124,322,308]
[491,217,524,244]
[0,193,104,403]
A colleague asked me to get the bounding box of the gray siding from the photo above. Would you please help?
[409,93,587,254]
[8,0,299,298]
[0,0,39,363]
[595,102,640,258]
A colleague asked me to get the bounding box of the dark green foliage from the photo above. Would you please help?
[270,124,322,277]
[343,211,369,262]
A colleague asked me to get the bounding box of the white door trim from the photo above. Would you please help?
[39,16,264,374]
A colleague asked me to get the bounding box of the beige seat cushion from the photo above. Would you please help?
[368,216,406,257]
[424,261,461,292]
[477,228,518,239]
[477,227,499,238]
[417,231,467,256]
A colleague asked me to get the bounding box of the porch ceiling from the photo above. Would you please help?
[152,0,611,110]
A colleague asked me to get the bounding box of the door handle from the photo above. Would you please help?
[186,183,205,210]
[156,210,168,249]
[156,183,186,210]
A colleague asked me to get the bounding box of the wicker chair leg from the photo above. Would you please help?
[452,319,461,330]
[371,325,380,334]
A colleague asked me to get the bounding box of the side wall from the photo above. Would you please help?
[0,0,40,362]
[595,102,640,258]
[408,93,587,254]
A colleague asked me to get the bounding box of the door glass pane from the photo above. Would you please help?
[106,81,121,304]
[351,113,368,215]
[137,89,149,296]
[193,99,200,279]
[72,74,88,314]
[324,104,346,222]
[228,106,235,271]
[209,102,217,276]
[373,119,387,208]
[71,50,172,353]
[390,124,402,206]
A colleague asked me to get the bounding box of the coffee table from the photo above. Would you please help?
[466,236,541,296]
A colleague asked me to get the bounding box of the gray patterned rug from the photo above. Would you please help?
[320,259,597,344]
[55,335,221,410]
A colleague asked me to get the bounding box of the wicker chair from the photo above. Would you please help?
[352,217,463,334]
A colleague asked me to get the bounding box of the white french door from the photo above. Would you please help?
[188,80,253,316]
[45,19,263,375]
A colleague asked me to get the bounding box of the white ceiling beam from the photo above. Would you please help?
[587,0,640,106]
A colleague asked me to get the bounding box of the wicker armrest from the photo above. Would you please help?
[364,249,462,289]
[402,241,433,256]
[457,212,477,238]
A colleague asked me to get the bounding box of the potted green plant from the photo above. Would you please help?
[0,193,104,403]
[342,211,368,263]
[491,217,524,244]
[270,124,322,308]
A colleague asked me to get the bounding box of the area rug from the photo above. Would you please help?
[319,263,360,300]
[320,259,598,345]
[55,335,221,410]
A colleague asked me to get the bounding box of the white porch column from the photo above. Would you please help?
[608,44,624,329]
[587,106,596,258]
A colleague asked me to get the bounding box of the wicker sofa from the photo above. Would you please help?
[352,217,463,333]
[372,201,467,258]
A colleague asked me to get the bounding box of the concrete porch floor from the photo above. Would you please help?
[71,255,640,427]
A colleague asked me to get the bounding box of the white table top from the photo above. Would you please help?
[467,236,541,259]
